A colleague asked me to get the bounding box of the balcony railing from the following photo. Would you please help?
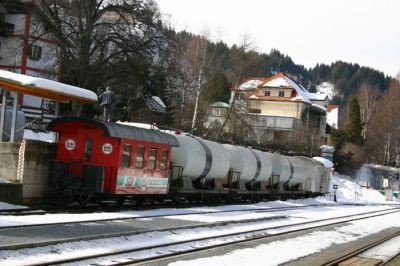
[242,114,300,130]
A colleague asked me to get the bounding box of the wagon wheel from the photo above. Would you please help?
[116,196,125,206]
[78,188,94,207]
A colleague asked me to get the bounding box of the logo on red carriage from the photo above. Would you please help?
[102,143,113,154]
[65,139,76,151]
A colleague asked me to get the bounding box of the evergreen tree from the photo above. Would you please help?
[344,96,363,145]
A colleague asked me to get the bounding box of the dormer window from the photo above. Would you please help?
[279,91,285,97]
[264,90,271,96]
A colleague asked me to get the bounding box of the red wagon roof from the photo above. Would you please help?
[48,117,180,147]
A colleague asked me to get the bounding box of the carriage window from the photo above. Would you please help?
[121,144,131,168]
[148,148,157,170]
[84,139,92,161]
[160,150,168,170]
[135,146,145,169]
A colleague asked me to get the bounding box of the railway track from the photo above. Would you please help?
[0,202,340,229]
[322,231,400,266]
[3,207,400,266]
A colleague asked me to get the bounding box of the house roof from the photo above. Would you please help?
[143,95,166,113]
[236,77,270,90]
[327,104,339,112]
[236,73,318,104]
[209,102,230,108]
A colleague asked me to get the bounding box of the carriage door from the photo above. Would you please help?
[81,130,104,193]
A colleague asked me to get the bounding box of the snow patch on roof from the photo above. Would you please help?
[313,157,334,168]
[327,105,339,129]
[239,79,263,90]
[152,96,166,108]
[262,77,290,88]
[311,103,327,112]
[290,96,303,102]
[284,77,311,104]
[249,95,259,99]
[116,121,159,130]
[308,92,328,101]
[210,102,229,108]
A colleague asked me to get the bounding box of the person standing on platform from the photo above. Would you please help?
[99,86,115,122]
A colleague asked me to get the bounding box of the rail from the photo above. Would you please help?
[6,207,400,266]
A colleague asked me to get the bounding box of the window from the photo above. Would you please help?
[160,150,168,170]
[28,44,42,61]
[121,144,131,168]
[278,91,285,97]
[148,148,157,170]
[210,108,226,117]
[248,108,261,114]
[84,139,93,161]
[264,90,271,96]
[135,146,145,168]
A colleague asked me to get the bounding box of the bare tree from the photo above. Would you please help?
[215,35,253,138]
[186,33,217,131]
[31,0,164,114]
[357,83,380,139]
[165,34,196,128]
[367,79,400,165]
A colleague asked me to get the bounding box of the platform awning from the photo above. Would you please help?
[0,70,97,104]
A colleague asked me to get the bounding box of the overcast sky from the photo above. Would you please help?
[156,0,400,77]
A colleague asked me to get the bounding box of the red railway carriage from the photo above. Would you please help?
[47,118,179,200]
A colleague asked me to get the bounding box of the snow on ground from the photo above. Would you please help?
[360,235,400,261]
[0,199,328,227]
[0,177,10,184]
[329,172,391,203]
[0,201,27,210]
[169,211,400,266]
[0,204,398,265]
[0,202,25,210]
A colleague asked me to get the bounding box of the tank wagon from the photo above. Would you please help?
[48,117,331,204]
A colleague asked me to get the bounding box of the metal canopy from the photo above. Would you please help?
[0,70,97,104]
[48,117,180,147]
[0,71,98,142]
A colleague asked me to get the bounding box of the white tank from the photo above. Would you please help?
[286,156,310,185]
[251,150,273,182]
[295,156,322,192]
[320,167,331,193]
[170,134,206,180]
[171,134,230,180]
[223,144,257,182]
[271,154,292,183]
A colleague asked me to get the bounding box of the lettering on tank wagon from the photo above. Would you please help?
[65,139,76,151]
[102,143,113,154]
[117,176,168,189]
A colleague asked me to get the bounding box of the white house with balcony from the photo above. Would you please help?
[230,72,329,143]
